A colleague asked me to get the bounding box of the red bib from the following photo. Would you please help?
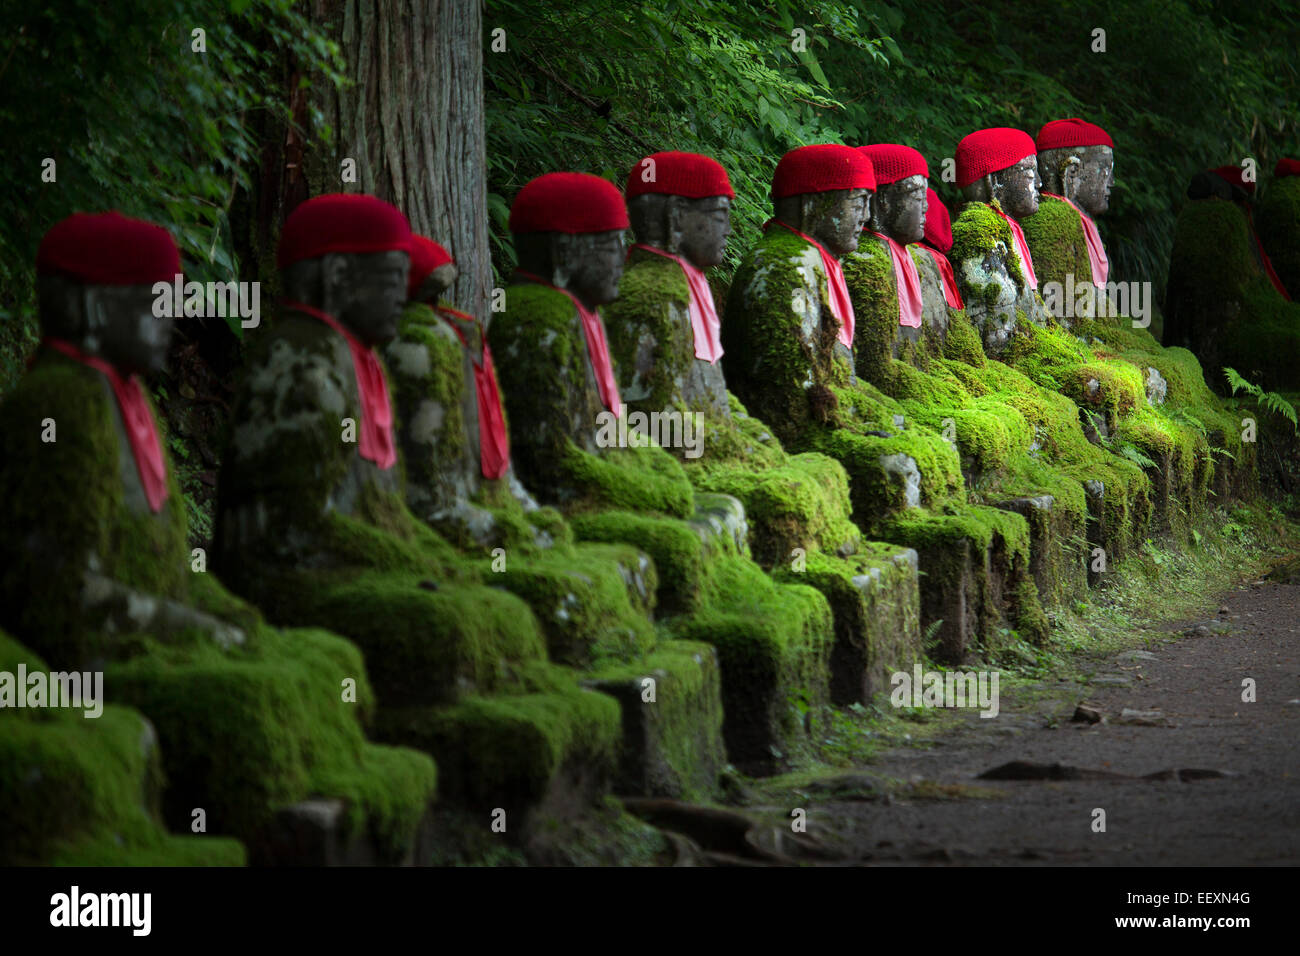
[1245,207,1292,301]
[918,245,965,310]
[44,338,169,513]
[437,306,511,480]
[630,244,723,363]
[768,220,856,348]
[991,205,1038,291]
[868,231,923,328]
[514,273,622,415]
[284,301,397,470]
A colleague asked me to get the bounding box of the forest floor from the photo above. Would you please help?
[616,505,1300,867]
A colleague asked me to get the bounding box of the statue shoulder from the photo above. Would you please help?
[950,201,1014,263]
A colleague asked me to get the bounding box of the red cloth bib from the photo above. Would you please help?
[868,231,923,328]
[1043,192,1109,288]
[44,338,169,513]
[437,306,511,480]
[1245,207,1292,301]
[918,244,965,310]
[991,205,1038,291]
[514,273,622,415]
[768,220,856,348]
[284,301,397,470]
[630,244,723,363]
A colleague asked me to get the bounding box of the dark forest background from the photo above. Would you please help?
[2,0,1297,540]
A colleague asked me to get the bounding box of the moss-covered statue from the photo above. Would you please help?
[0,211,436,864]
[1164,163,1300,389]
[385,234,555,551]
[723,145,1047,663]
[841,143,938,384]
[1022,118,1114,324]
[604,150,731,420]
[493,172,840,774]
[603,150,923,707]
[1254,158,1300,301]
[213,194,625,837]
[950,127,1051,354]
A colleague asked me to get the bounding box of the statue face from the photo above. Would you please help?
[93,284,175,376]
[1074,146,1114,217]
[996,155,1040,219]
[677,196,732,268]
[875,175,928,244]
[808,187,871,257]
[334,250,411,346]
[562,230,626,307]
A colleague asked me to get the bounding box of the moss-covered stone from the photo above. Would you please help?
[1020,194,1100,317]
[584,639,726,800]
[949,200,1048,354]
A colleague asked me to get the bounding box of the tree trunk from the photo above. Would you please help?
[259,0,489,315]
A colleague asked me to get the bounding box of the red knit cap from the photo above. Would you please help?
[510,172,629,234]
[37,211,180,285]
[278,193,412,268]
[955,128,1037,189]
[857,144,928,185]
[625,151,735,200]
[1035,118,1114,151]
[772,144,875,200]
[922,188,953,253]
[1274,158,1300,180]
[408,235,454,297]
[1210,165,1256,195]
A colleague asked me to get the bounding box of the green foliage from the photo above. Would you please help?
[0,0,346,381]
[1224,366,1300,433]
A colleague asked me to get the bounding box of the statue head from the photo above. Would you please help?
[771,144,875,256]
[510,172,629,308]
[1188,165,1257,204]
[625,151,736,268]
[956,127,1041,219]
[859,144,930,243]
[1036,119,1116,216]
[408,235,459,304]
[35,211,180,376]
[277,193,413,347]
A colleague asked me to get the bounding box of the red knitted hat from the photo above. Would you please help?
[1274,158,1300,180]
[625,151,735,200]
[408,235,454,297]
[278,193,412,268]
[955,128,1037,189]
[772,144,875,200]
[509,172,629,234]
[1035,118,1114,151]
[922,188,953,253]
[1210,165,1256,195]
[37,211,180,285]
[857,144,928,185]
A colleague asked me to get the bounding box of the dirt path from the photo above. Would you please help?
[750,575,1300,866]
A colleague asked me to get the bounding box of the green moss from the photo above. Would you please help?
[1020,194,1095,305]
[586,639,726,800]
[559,440,695,517]
[376,675,622,814]
[109,624,438,861]
[603,251,694,413]
[0,351,189,667]
[951,200,1028,291]
[942,309,987,367]
[570,510,706,617]
[0,632,246,866]
[842,235,900,387]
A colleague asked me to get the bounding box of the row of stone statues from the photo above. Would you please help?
[1,116,1281,863]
